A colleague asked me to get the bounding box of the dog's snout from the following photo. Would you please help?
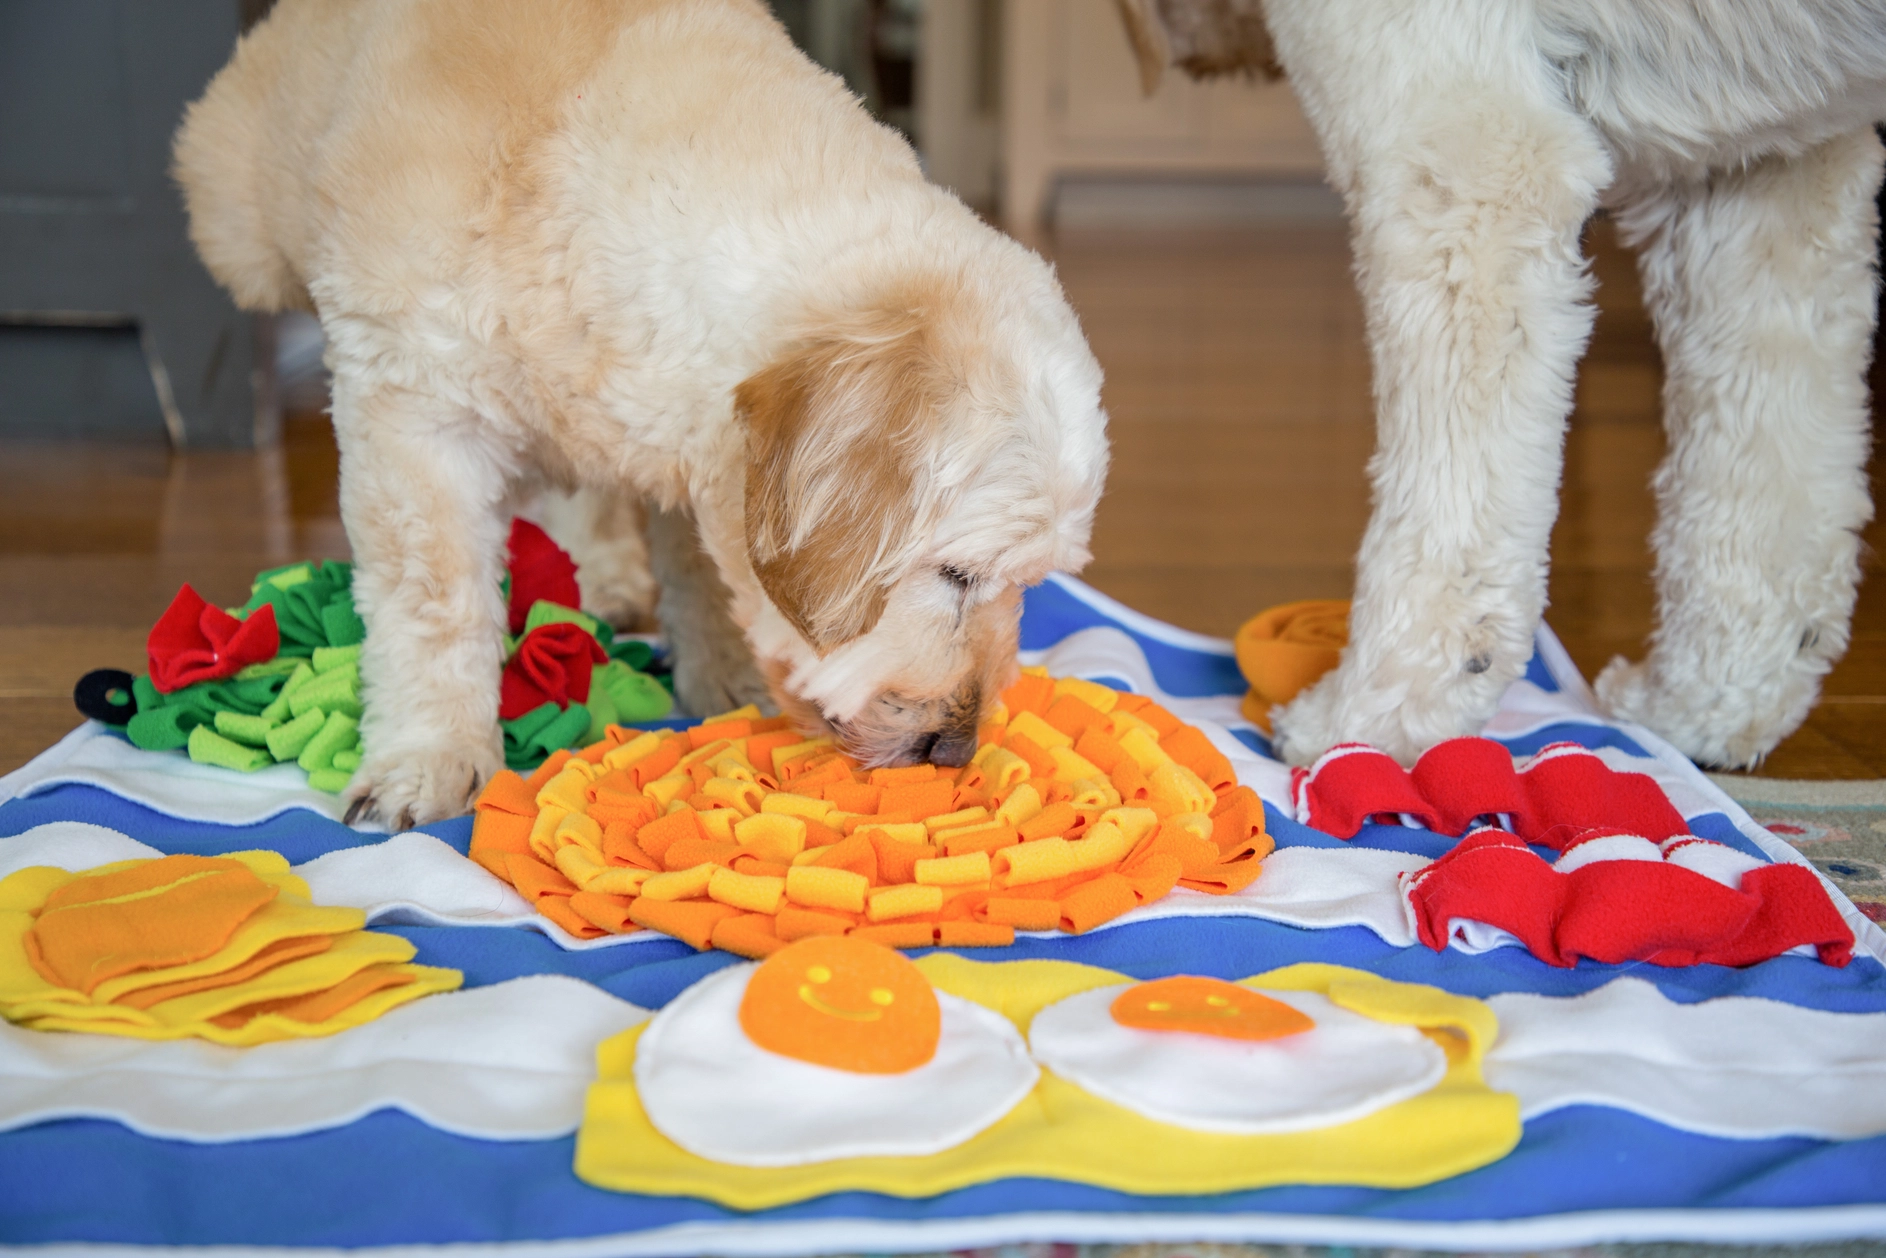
[924,682,981,767]
[824,681,985,768]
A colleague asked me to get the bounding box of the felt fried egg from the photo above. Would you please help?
[635,937,1037,1166]
[1028,976,1448,1135]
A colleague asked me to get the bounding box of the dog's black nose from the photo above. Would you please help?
[928,725,978,768]
[920,679,982,767]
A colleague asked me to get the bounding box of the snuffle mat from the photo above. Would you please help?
[2,573,1886,1255]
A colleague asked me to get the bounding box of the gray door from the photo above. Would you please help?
[0,0,271,446]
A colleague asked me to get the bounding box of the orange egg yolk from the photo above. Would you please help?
[1109,975,1315,1042]
[738,935,941,1073]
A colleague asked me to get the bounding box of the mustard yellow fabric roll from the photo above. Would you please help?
[574,958,1519,1208]
[1234,599,1350,733]
[784,865,868,913]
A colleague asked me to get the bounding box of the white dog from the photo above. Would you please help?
[1121,0,1884,769]
[175,0,1109,827]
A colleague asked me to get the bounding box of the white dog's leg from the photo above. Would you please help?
[527,487,659,631]
[645,504,776,719]
[1263,3,1612,765]
[333,378,512,828]
[1597,129,1883,767]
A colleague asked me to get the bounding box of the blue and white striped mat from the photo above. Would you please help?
[2,574,1883,1255]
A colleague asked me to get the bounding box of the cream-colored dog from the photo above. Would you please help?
[175,0,1109,827]
[1122,0,1883,770]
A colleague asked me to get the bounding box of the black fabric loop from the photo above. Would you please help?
[74,668,139,726]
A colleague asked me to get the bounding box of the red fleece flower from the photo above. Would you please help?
[506,518,582,635]
[147,585,281,693]
[500,622,607,720]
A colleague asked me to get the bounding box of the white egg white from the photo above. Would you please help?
[634,962,1039,1166]
[1028,984,1447,1134]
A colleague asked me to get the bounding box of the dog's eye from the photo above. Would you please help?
[940,565,973,591]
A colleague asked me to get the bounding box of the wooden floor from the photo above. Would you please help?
[1,219,1881,778]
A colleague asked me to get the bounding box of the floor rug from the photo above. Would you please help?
[1709,776,1886,925]
[2,574,1885,1255]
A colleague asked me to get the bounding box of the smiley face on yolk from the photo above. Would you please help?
[738,935,941,1073]
[1109,975,1315,1042]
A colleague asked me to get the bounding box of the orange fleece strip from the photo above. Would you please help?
[114,935,336,1010]
[790,757,856,793]
[537,894,606,939]
[1161,726,1237,797]
[661,837,742,872]
[1110,757,1152,804]
[1211,787,1273,861]
[1044,695,1108,741]
[879,779,955,820]
[937,921,1016,948]
[811,834,880,883]
[852,921,938,949]
[1120,851,1185,904]
[568,891,638,934]
[1019,802,1079,842]
[865,830,935,884]
[636,809,704,863]
[469,812,533,876]
[1074,725,1129,774]
[588,793,659,833]
[601,821,661,870]
[1059,873,1138,934]
[731,855,792,878]
[1135,701,1183,738]
[801,818,844,849]
[711,912,784,959]
[1001,672,1055,716]
[210,964,414,1029]
[505,854,577,902]
[775,906,859,940]
[688,719,752,749]
[1002,732,1058,783]
[625,739,683,789]
[941,824,1020,858]
[1138,816,1222,876]
[742,730,803,775]
[524,750,574,793]
[627,898,742,951]
[981,897,1062,931]
[824,781,882,815]
[869,764,937,786]
[478,770,540,817]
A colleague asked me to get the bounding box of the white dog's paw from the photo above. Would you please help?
[1595,655,1816,770]
[1271,653,1516,769]
[343,742,501,829]
[668,627,776,719]
[1268,673,1422,768]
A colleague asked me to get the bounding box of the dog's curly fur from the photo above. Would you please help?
[1123,0,1885,770]
[175,0,1109,827]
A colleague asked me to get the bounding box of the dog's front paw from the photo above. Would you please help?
[1271,653,1510,769]
[1267,673,1407,767]
[1595,655,1813,770]
[342,743,501,830]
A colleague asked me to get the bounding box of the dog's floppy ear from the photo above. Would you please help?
[1113,0,1281,96]
[740,308,947,653]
